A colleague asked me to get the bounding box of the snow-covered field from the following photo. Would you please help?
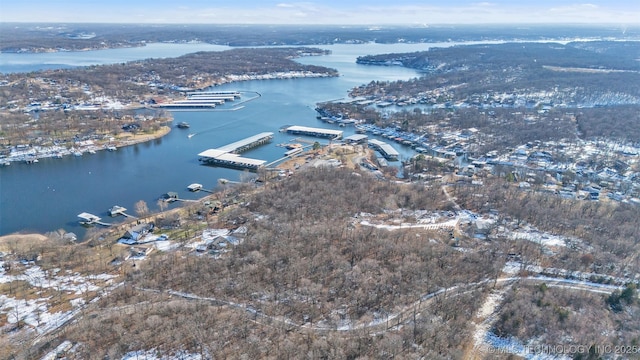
[0,260,116,334]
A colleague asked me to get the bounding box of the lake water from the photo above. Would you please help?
[1,42,438,237]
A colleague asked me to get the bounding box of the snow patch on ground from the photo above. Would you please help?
[121,350,204,360]
[0,263,115,293]
[472,287,508,353]
[360,219,458,231]
[502,224,583,248]
[0,261,116,335]
[502,261,522,275]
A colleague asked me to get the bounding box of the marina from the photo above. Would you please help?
[155,90,241,110]
[185,90,241,98]
[283,125,343,140]
[368,139,400,161]
[0,42,425,237]
[217,132,274,154]
[198,132,274,170]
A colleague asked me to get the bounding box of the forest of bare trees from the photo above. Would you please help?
[451,178,640,277]
[4,167,506,359]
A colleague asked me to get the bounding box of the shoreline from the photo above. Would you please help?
[1,125,172,165]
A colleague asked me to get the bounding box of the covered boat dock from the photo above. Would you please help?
[284,126,343,140]
[198,132,273,170]
[368,139,400,161]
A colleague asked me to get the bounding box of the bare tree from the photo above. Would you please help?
[134,200,149,217]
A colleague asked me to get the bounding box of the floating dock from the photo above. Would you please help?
[284,125,343,140]
[156,91,241,110]
[155,102,217,109]
[368,139,400,161]
[109,206,136,218]
[198,132,273,170]
[185,90,241,98]
[78,212,111,226]
[217,132,274,154]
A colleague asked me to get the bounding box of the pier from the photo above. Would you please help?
[109,206,136,218]
[198,132,273,170]
[187,183,214,193]
[155,102,217,109]
[283,125,343,140]
[185,90,241,98]
[368,139,400,161]
[155,90,241,110]
[217,132,274,154]
[77,212,111,226]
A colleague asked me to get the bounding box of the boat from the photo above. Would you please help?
[177,122,190,129]
[106,146,117,151]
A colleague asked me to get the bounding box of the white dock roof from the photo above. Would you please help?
[78,212,100,221]
[217,132,274,152]
[285,126,343,137]
[198,149,229,158]
[215,153,267,167]
[369,139,400,157]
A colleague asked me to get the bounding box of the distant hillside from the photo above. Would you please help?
[2,23,639,52]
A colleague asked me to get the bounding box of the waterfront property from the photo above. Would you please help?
[284,125,343,140]
[368,139,400,161]
[198,132,273,170]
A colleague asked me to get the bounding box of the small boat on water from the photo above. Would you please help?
[177,122,190,129]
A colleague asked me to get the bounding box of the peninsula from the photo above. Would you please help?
[0,47,338,163]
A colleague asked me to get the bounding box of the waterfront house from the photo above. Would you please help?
[119,223,155,244]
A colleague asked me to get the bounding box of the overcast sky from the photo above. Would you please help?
[1,1,639,25]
